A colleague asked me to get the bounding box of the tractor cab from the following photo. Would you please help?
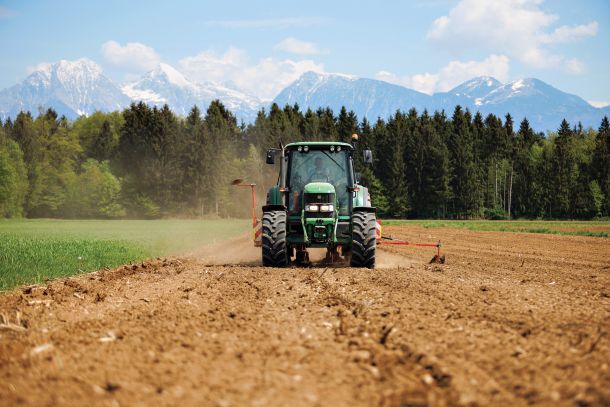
[286,143,352,217]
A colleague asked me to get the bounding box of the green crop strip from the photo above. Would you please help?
[0,219,249,291]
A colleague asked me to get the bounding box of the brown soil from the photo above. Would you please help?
[1,225,608,406]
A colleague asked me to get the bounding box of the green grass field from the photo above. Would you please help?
[382,219,610,238]
[0,219,249,291]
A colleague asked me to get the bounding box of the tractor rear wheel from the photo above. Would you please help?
[350,211,376,268]
[262,210,289,267]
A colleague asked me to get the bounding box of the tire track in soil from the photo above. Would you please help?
[0,225,609,406]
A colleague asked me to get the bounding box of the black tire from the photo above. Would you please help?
[350,211,376,268]
[262,210,289,267]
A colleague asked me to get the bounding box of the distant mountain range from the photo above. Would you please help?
[274,72,610,132]
[1,59,608,132]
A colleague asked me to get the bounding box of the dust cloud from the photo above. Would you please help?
[188,233,420,269]
[187,233,261,265]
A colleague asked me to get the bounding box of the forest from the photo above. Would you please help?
[0,101,609,220]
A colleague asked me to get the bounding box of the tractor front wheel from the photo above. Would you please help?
[350,211,376,268]
[262,210,290,267]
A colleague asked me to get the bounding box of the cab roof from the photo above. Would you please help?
[285,141,353,150]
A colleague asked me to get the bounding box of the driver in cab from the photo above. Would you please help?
[308,157,331,183]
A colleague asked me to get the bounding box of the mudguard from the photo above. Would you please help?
[353,206,376,213]
[263,204,287,212]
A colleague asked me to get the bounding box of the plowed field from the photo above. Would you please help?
[1,224,608,406]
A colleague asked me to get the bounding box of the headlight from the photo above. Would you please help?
[303,146,309,152]
[330,146,335,152]
[306,204,319,211]
[319,204,334,212]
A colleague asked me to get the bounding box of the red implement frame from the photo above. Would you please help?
[376,220,445,263]
[379,237,443,258]
[233,182,262,247]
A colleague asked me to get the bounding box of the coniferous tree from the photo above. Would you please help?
[512,118,538,217]
[410,111,450,217]
[592,116,610,215]
[337,107,358,144]
[384,112,409,217]
[551,119,578,217]
[317,108,337,140]
[301,108,320,141]
[203,100,240,216]
[447,106,482,217]
[89,120,115,162]
[180,106,206,213]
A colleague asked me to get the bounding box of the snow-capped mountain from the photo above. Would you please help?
[432,76,504,112]
[275,72,609,131]
[0,59,130,119]
[0,60,261,122]
[274,71,431,119]
[471,78,600,129]
[450,76,503,100]
[123,63,261,122]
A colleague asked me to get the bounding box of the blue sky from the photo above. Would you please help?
[0,0,608,104]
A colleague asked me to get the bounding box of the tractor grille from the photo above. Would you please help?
[304,192,334,218]
[304,193,334,204]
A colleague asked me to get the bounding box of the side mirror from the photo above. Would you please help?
[266,149,275,165]
[363,149,373,164]
[355,172,362,184]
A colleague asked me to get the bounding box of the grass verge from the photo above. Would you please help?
[381,220,610,238]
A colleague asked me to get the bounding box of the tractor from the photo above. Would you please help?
[262,134,377,268]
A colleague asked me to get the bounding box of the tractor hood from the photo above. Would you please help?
[303,182,335,195]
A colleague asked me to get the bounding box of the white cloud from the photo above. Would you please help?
[100,40,161,73]
[427,0,597,74]
[179,47,324,100]
[205,17,330,29]
[540,22,598,44]
[588,100,610,108]
[376,54,510,94]
[275,37,321,55]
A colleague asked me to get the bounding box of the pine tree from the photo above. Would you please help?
[317,108,338,140]
[301,108,320,141]
[203,100,240,216]
[551,119,578,217]
[179,106,206,213]
[592,116,610,215]
[337,107,358,144]
[89,120,115,161]
[384,112,409,217]
[447,106,482,218]
[410,111,450,217]
[511,118,538,217]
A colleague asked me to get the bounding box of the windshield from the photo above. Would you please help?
[287,148,350,215]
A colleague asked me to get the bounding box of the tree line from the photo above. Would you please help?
[0,101,609,219]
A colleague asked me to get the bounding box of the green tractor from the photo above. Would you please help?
[262,135,377,268]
